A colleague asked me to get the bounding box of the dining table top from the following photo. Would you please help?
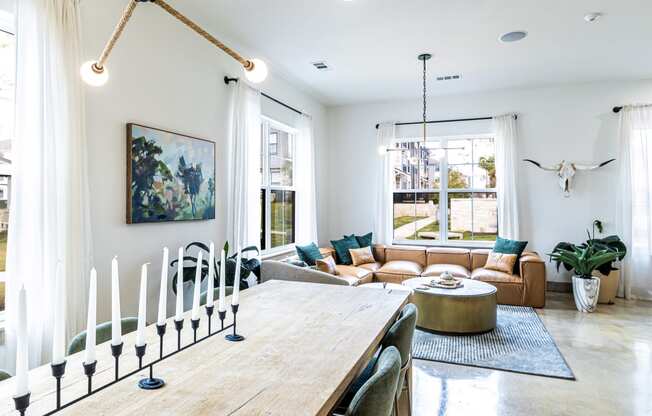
[0,280,408,416]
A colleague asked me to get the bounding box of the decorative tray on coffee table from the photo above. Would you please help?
[421,277,464,290]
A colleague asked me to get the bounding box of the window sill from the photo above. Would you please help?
[260,246,296,261]
[392,240,495,249]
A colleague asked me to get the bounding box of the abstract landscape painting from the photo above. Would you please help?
[127,123,216,224]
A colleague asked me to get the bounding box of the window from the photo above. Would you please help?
[392,136,497,244]
[0,13,16,319]
[260,118,295,252]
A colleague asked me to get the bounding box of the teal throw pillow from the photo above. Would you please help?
[295,243,323,266]
[331,235,360,265]
[493,237,528,274]
[354,232,373,248]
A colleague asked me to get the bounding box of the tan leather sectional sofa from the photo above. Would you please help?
[261,245,546,308]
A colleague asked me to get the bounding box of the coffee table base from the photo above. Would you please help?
[413,290,497,334]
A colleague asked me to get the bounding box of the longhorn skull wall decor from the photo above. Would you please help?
[523,158,615,197]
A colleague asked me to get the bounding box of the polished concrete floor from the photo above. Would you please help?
[411,293,652,416]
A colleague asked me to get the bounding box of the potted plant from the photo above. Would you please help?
[586,220,627,304]
[549,236,623,313]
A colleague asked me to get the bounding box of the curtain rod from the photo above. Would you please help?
[224,77,304,116]
[613,104,652,113]
[375,114,517,130]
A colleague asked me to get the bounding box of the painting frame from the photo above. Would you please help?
[126,123,217,224]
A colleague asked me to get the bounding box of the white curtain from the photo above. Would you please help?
[294,114,318,245]
[4,0,92,371]
[374,123,396,245]
[494,114,520,239]
[226,82,261,251]
[617,105,652,300]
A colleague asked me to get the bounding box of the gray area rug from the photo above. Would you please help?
[412,305,575,380]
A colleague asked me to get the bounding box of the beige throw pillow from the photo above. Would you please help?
[349,246,375,266]
[316,256,338,275]
[484,251,518,274]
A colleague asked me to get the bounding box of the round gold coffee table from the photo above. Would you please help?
[402,277,497,334]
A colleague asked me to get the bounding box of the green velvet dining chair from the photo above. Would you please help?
[67,317,139,355]
[0,369,11,382]
[338,303,418,416]
[199,286,233,306]
[344,346,401,416]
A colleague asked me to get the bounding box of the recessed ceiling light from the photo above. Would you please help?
[499,31,528,43]
[584,12,603,23]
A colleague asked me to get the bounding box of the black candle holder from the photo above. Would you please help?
[83,361,97,394]
[13,392,30,416]
[191,318,200,342]
[225,304,245,342]
[156,324,167,359]
[138,363,165,390]
[174,319,184,351]
[218,309,226,330]
[110,342,123,381]
[51,360,66,409]
[205,305,214,335]
[135,344,147,369]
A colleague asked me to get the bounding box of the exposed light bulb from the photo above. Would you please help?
[80,61,109,87]
[244,58,268,83]
[377,145,388,156]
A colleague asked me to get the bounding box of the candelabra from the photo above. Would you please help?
[13,392,30,416]
[36,303,242,416]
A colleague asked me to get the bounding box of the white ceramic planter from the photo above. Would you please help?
[572,275,601,313]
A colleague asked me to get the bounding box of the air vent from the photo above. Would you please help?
[311,61,331,71]
[435,75,461,81]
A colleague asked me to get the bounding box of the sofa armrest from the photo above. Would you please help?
[372,244,387,263]
[260,260,353,286]
[519,253,546,308]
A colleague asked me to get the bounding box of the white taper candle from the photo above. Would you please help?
[111,256,122,346]
[84,269,97,364]
[175,246,184,321]
[52,262,65,365]
[218,246,226,312]
[232,248,241,306]
[207,242,215,306]
[15,285,29,397]
[136,263,148,347]
[191,251,203,320]
[157,247,169,326]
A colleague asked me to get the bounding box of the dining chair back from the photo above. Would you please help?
[68,317,138,355]
[345,346,401,416]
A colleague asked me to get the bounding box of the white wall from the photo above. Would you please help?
[326,80,652,282]
[81,0,328,323]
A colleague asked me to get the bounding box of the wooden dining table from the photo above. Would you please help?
[0,280,408,415]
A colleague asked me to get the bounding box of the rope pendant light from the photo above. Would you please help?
[80,0,268,86]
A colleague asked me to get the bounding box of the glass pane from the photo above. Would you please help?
[473,138,495,164]
[474,138,496,188]
[413,192,440,240]
[260,189,266,250]
[447,139,472,164]
[393,142,417,190]
[471,192,498,241]
[448,165,472,189]
[270,190,295,248]
[421,141,442,189]
[393,192,417,240]
[448,192,472,240]
[268,127,293,186]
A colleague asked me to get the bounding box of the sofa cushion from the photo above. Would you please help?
[471,249,491,270]
[421,264,471,278]
[331,235,360,265]
[335,265,374,282]
[384,246,427,267]
[471,268,522,284]
[377,261,423,276]
[296,243,323,266]
[426,247,471,269]
[484,251,518,274]
[493,237,528,274]
[358,262,383,272]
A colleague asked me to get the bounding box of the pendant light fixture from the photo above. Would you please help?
[81,0,268,87]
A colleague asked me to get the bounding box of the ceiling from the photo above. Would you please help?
[173,0,651,105]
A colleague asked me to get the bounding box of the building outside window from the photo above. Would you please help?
[0,11,15,320]
[260,117,295,252]
[392,135,497,245]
